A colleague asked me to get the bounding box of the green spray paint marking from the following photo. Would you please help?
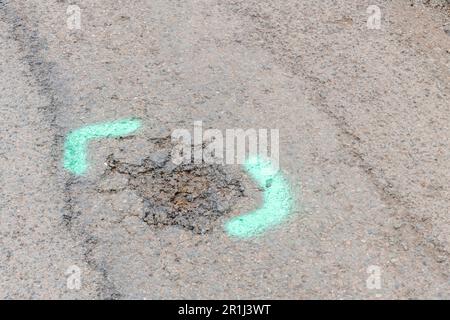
[64,118,141,175]
[225,156,293,238]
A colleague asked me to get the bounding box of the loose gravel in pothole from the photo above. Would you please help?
[103,138,246,234]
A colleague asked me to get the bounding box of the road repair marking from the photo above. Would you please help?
[64,123,293,237]
[225,156,293,239]
[64,118,142,175]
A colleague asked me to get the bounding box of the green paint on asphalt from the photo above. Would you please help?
[225,156,294,238]
[64,118,142,175]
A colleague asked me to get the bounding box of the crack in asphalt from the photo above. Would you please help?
[314,94,450,261]
[221,0,449,270]
[0,0,122,299]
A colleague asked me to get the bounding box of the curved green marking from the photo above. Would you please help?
[225,156,293,238]
[64,118,142,175]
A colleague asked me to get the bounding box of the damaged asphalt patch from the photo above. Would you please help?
[100,137,247,234]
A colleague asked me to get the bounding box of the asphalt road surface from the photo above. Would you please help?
[0,0,449,299]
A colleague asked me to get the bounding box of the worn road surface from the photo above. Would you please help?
[1,0,449,299]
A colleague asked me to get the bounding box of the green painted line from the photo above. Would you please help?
[64,118,142,175]
[225,156,294,239]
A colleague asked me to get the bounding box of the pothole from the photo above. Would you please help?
[102,137,247,234]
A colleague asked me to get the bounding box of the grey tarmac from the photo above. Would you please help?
[0,0,449,299]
